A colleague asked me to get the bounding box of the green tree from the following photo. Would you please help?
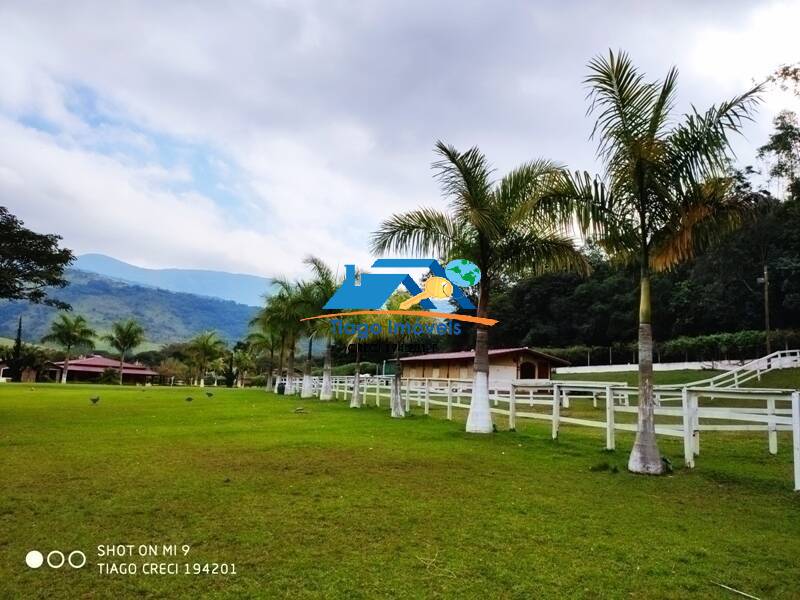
[41,314,96,383]
[103,320,146,385]
[372,141,587,432]
[245,328,281,390]
[757,110,800,198]
[261,280,305,394]
[156,357,188,385]
[0,207,73,308]
[303,256,342,400]
[577,50,761,473]
[187,331,226,387]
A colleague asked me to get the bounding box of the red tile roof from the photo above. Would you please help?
[50,355,158,376]
[399,347,569,366]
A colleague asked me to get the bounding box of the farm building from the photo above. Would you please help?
[399,347,568,383]
[48,354,158,384]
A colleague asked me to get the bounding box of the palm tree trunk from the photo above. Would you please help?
[285,336,296,394]
[466,278,493,433]
[628,267,663,474]
[266,348,274,391]
[61,348,71,384]
[350,342,362,408]
[274,341,285,394]
[320,338,333,400]
[390,342,405,418]
[301,336,314,398]
[118,351,125,386]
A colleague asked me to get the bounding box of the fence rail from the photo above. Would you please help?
[273,374,800,491]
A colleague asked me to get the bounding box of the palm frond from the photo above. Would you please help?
[667,85,763,183]
[649,177,748,271]
[370,207,460,257]
[495,230,590,278]
[585,50,659,163]
[432,140,499,235]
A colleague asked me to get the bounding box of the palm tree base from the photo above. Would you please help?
[319,372,333,400]
[628,431,664,474]
[300,374,314,398]
[350,373,362,408]
[466,372,493,433]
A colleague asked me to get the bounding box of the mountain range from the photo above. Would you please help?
[0,267,263,346]
[74,254,273,306]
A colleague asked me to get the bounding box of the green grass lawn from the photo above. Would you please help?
[1,384,799,599]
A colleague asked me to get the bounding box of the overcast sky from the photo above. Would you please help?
[1,1,798,279]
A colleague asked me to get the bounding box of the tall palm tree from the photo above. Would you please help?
[577,50,761,473]
[187,331,226,387]
[103,320,145,385]
[268,278,306,394]
[41,314,96,383]
[372,141,588,433]
[303,255,342,400]
[293,280,324,398]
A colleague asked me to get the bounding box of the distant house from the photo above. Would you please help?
[47,355,157,384]
[399,347,569,383]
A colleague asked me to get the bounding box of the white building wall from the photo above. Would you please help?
[488,364,517,384]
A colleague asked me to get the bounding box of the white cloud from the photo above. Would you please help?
[0,0,796,280]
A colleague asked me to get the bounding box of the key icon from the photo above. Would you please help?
[399,276,454,310]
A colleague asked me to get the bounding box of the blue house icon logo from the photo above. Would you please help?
[323,258,476,310]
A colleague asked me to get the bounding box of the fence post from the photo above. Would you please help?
[605,385,615,450]
[592,392,597,409]
[692,393,700,457]
[682,387,694,468]
[562,390,570,409]
[424,379,430,415]
[768,397,778,455]
[404,378,410,413]
[509,385,517,431]
[792,391,800,492]
[552,384,560,440]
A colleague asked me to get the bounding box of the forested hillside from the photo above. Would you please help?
[0,270,258,344]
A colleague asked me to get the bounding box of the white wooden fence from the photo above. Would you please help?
[274,374,800,491]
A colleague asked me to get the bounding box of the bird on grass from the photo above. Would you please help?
[90,396,100,405]
[205,392,213,398]
[185,396,193,402]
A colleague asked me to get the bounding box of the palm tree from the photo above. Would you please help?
[293,280,324,398]
[369,292,421,418]
[266,279,306,394]
[372,141,588,432]
[303,256,342,400]
[577,50,761,473]
[246,329,280,390]
[103,320,145,385]
[41,314,96,383]
[187,331,226,387]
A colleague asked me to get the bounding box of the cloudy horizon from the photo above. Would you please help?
[1,0,798,279]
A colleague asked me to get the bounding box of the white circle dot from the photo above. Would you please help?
[47,550,65,569]
[68,550,87,569]
[25,550,44,569]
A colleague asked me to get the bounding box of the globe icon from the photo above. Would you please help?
[445,259,481,288]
